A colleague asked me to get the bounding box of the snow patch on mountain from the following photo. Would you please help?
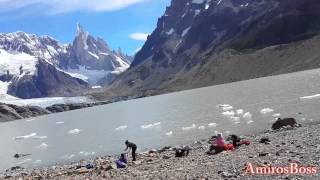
[0,49,37,76]
[0,81,19,101]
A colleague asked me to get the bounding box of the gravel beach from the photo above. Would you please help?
[1,123,319,180]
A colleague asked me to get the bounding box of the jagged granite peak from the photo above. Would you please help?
[68,23,129,71]
[95,0,320,100]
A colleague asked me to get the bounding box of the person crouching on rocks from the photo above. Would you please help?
[208,133,225,154]
[116,153,128,168]
[124,140,137,161]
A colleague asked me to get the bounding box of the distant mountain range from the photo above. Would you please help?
[0,24,131,99]
[91,0,320,100]
[2,0,320,103]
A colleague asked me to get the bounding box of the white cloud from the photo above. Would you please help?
[0,0,146,14]
[129,33,149,41]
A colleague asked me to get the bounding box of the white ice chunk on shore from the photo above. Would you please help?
[260,108,274,114]
[182,124,196,131]
[68,129,81,134]
[223,106,233,111]
[229,116,240,121]
[217,104,233,111]
[222,111,235,116]
[14,133,37,140]
[115,125,128,131]
[300,94,320,100]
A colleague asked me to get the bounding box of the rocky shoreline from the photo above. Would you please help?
[0,93,148,122]
[1,121,319,180]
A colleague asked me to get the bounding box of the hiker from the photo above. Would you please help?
[124,140,137,161]
[175,146,191,157]
[115,153,127,168]
[229,134,241,148]
[208,133,225,154]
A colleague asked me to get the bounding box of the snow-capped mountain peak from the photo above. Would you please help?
[0,24,132,99]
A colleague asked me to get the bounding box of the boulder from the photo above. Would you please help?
[272,118,297,130]
[259,137,271,144]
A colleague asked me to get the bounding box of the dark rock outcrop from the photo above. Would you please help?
[0,103,50,122]
[272,118,298,130]
[8,60,89,99]
[0,100,114,122]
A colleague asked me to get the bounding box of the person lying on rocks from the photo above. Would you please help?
[208,133,225,154]
[116,153,127,169]
[124,140,137,161]
[175,146,191,157]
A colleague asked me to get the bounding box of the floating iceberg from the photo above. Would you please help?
[260,108,274,114]
[243,112,252,119]
[222,111,235,116]
[208,123,217,127]
[236,109,244,115]
[182,124,196,131]
[300,94,320,100]
[14,133,37,140]
[68,129,81,134]
[115,125,128,131]
[36,143,48,150]
[165,131,173,136]
[141,122,161,129]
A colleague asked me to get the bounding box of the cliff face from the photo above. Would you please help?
[93,0,320,99]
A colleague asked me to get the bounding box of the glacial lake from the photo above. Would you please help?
[1,69,320,171]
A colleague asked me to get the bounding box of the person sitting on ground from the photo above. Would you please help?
[115,153,127,168]
[175,146,191,157]
[208,133,225,154]
[124,140,137,161]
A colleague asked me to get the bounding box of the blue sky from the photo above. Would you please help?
[0,0,171,55]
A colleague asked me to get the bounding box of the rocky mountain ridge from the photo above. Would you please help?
[92,0,320,100]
